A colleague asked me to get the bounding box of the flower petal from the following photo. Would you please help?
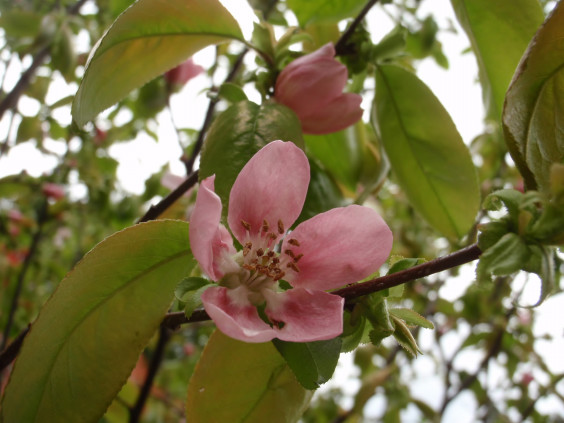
[282,205,393,290]
[201,286,277,343]
[300,93,363,135]
[228,141,310,244]
[263,288,344,342]
[189,176,235,280]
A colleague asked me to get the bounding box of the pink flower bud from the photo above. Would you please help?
[274,43,363,135]
[42,183,65,200]
[164,58,204,87]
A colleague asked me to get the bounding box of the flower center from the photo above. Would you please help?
[220,218,304,306]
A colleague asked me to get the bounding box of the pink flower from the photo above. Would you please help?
[274,43,363,135]
[189,141,392,343]
[164,58,204,87]
[42,183,65,200]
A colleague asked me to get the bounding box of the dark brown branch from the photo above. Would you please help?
[137,171,199,223]
[129,326,171,423]
[335,0,380,56]
[0,325,30,371]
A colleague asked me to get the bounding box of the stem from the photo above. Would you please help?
[0,325,30,371]
[335,0,380,56]
[129,326,171,423]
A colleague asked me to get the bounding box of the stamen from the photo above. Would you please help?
[268,233,277,240]
[274,271,286,281]
[262,219,269,233]
[256,248,264,257]
[284,249,295,259]
[241,220,251,231]
[243,242,252,256]
[272,257,280,264]
[267,251,275,258]
[288,238,300,246]
[293,253,303,263]
[243,264,256,271]
[287,262,300,273]
[277,219,285,234]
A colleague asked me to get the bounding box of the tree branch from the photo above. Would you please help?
[335,0,380,56]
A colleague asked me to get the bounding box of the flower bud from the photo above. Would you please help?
[274,43,363,135]
[42,183,65,200]
[164,58,204,87]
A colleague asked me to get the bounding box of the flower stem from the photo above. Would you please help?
[335,0,380,56]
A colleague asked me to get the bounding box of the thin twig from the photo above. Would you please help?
[0,325,30,372]
[129,326,171,423]
[137,171,199,223]
[335,0,380,56]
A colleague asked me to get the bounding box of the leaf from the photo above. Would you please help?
[199,101,304,215]
[390,315,421,357]
[71,0,244,126]
[174,276,212,318]
[389,308,434,329]
[450,0,544,120]
[186,330,313,422]
[477,232,530,280]
[286,0,365,27]
[372,65,480,239]
[272,337,342,390]
[1,220,195,423]
[503,2,564,192]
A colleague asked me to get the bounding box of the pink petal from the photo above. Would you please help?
[300,93,363,135]
[189,176,235,280]
[165,58,204,86]
[202,286,277,343]
[264,288,344,342]
[282,205,392,291]
[228,141,310,244]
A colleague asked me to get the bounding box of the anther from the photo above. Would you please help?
[284,249,295,259]
[287,262,300,273]
[267,250,275,258]
[256,248,264,256]
[243,242,252,256]
[243,264,256,271]
[268,233,277,240]
[277,219,285,234]
[272,257,280,264]
[293,253,303,263]
[241,220,251,231]
[288,238,300,246]
[262,219,269,233]
[274,271,286,281]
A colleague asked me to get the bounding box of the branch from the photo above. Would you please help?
[137,171,199,223]
[335,0,380,56]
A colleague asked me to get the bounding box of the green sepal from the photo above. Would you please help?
[389,308,434,330]
[340,307,367,353]
[174,276,213,318]
[390,314,422,357]
[272,337,342,390]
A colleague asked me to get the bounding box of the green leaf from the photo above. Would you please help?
[71,0,244,126]
[390,315,422,356]
[1,220,195,423]
[272,337,342,390]
[217,82,248,103]
[186,330,313,422]
[305,126,362,193]
[502,2,564,192]
[450,0,544,120]
[372,65,480,239]
[477,232,530,279]
[389,308,434,329]
[199,101,304,215]
[286,0,365,27]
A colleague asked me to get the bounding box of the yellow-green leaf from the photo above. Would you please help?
[186,331,313,422]
[72,0,243,126]
[1,220,195,423]
[372,65,480,239]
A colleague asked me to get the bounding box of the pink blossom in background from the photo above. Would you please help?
[42,183,65,200]
[274,43,363,135]
[189,141,392,343]
[164,58,204,87]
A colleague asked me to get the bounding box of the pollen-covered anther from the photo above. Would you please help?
[243,242,252,256]
[288,238,300,246]
[273,271,286,281]
[262,219,269,233]
[243,263,256,271]
[241,219,251,231]
[284,249,295,259]
[267,251,275,258]
[272,257,280,264]
[256,248,264,257]
[294,253,304,262]
[268,233,277,240]
[277,219,285,234]
[287,261,300,273]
